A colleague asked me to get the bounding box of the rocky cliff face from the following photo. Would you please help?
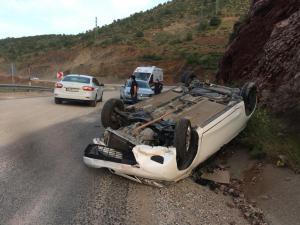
[217,0,300,116]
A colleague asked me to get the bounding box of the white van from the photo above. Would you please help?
[133,66,163,85]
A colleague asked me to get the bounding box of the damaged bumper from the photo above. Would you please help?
[83,144,189,183]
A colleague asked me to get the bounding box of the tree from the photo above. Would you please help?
[135,31,144,38]
[210,16,222,27]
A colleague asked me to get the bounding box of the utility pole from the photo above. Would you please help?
[95,17,98,41]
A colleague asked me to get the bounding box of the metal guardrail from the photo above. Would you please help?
[0,84,53,92]
[0,84,177,92]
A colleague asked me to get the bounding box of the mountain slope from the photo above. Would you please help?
[217,0,300,168]
[217,0,300,115]
[0,0,250,83]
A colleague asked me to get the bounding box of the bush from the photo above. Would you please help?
[169,38,182,45]
[85,40,94,47]
[140,54,162,61]
[186,52,222,70]
[111,35,122,44]
[185,32,193,41]
[209,16,222,27]
[198,20,209,32]
[100,39,111,47]
[135,31,144,38]
[154,32,173,45]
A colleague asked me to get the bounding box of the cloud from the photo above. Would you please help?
[0,0,169,39]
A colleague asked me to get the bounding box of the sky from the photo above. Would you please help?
[0,0,170,39]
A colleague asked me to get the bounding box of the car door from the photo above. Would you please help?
[197,106,246,163]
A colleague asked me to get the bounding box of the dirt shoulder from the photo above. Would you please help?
[125,178,248,225]
[223,146,300,225]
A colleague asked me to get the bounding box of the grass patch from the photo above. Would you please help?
[197,20,209,32]
[185,52,222,70]
[209,16,222,27]
[237,107,300,170]
[140,54,163,61]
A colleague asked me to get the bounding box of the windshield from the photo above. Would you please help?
[62,76,90,84]
[126,80,150,89]
[133,72,151,81]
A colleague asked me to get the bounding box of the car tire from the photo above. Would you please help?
[55,98,62,104]
[90,96,97,107]
[241,82,257,116]
[174,118,198,170]
[101,98,124,129]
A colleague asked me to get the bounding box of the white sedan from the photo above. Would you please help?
[83,78,257,187]
[54,74,104,107]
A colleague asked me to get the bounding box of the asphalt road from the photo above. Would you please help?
[0,91,248,225]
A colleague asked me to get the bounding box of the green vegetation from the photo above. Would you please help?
[0,0,251,78]
[198,20,209,32]
[209,16,222,26]
[140,54,163,61]
[154,32,174,45]
[0,35,79,61]
[185,52,222,70]
[237,108,300,170]
[185,32,193,41]
[135,31,144,38]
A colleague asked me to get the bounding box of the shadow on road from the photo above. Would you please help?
[0,110,130,225]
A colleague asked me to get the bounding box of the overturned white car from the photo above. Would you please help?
[83,78,257,187]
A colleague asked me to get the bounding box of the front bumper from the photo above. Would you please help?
[83,144,189,182]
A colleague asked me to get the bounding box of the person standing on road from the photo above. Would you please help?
[154,79,163,95]
[130,75,138,103]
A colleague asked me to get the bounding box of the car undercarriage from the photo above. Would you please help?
[85,80,256,185]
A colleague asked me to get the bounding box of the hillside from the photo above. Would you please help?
[0,0,250,83]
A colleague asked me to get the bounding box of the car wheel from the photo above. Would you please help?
[241,82,257,116]
[90,96,97,107]
[174,118,198,170]
[101,98,124,129]
[55,98,62,104]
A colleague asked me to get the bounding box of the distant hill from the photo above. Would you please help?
[0,0,250,83]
